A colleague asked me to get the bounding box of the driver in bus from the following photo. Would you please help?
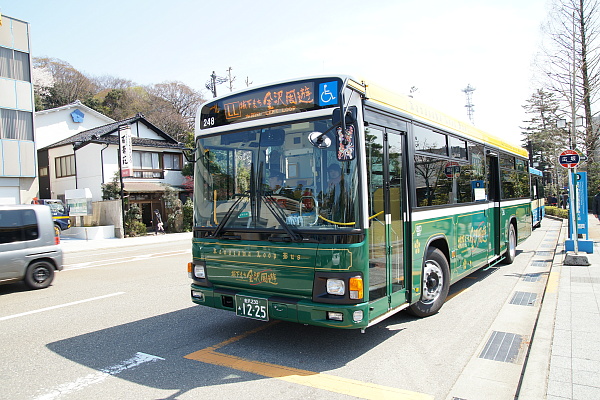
[327,164,342,188]
[268,172,285,195]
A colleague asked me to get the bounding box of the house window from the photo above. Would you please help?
[132,151,163,178]
[55,155,75,178]
[163,153,182,170]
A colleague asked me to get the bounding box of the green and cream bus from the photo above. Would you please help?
[188,75,532,330]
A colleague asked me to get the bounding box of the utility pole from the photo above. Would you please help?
[462,84,475,125]
[226,67,236,92]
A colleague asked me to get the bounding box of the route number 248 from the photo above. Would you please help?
[202,117,215,128]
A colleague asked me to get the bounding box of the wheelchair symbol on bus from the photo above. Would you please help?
[319,81,338,106]
[321,85,336,103]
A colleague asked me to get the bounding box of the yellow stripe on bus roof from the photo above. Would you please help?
[360,80,528,158]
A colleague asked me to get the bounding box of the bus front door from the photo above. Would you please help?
[366,127,407,320]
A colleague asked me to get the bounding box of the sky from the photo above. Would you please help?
[2,0,551,146]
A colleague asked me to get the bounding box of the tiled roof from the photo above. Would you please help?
[42,114,184,151]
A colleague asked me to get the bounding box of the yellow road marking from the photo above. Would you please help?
[446,288,470,302]
[185,348,432,399]
[546,269,560,293]
[185,321,433,400]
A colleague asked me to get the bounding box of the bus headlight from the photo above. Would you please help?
[188,261,206,279]
[195,265,206,279]
[326,279,345,296]
[349,276,364,300]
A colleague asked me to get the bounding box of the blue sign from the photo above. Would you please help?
[573,171,589,238]
[318,81,338,106]
[71,109,85,123]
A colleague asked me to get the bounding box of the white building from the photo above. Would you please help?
[0,15,36,204]
[35,100,115,149]
[37,114,188,226]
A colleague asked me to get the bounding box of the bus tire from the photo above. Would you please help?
[24,261,55,289]
[503,224,517,264]
[54,224,61,237]
[407,247,450,318]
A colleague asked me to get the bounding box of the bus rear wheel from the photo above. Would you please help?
[502,224,517,264]
[407,247,450,317]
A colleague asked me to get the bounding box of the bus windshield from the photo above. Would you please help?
[194,118,360,238]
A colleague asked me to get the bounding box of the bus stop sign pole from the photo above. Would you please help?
[559,150,590,265]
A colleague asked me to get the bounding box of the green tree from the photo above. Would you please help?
[521,89,569,193]
[101,172,121,200]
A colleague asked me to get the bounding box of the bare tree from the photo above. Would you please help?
[148,81,205,130]
[91,75,135,91]
[33,57,97,109]
[539,0,600,164]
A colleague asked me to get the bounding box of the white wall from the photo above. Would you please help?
[36,107,114,149]
[48,145,76,200]
[130,121,168,141]
[75,143,104,201]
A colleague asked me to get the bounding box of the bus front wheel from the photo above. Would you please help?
[407,247,450,317]
[54,225,61,237]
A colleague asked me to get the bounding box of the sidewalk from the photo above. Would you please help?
[59,231,192,253]
[518,214,600,399]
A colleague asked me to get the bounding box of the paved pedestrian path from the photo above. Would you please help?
[59,231,192,253]
[519,214,600,399]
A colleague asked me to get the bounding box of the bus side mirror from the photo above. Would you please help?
[332,106,357,126]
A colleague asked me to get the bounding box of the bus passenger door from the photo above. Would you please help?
[366,127,406,318]
[487,153,502,259]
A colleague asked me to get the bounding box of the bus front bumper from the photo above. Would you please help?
[191,284,369,329]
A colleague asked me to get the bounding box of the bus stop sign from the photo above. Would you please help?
[559,149,580,168]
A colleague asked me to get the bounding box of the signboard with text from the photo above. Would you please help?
[119,125,133,177]
[573,171,589,238]
[559,149,580,168]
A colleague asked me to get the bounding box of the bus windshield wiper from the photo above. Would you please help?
[210,193,248,238]
[261,193,302,242]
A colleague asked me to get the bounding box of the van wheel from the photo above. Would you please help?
[407,247,450,317]
[503,224,517,264]
[54,225,61,237]
[24,261,55,289]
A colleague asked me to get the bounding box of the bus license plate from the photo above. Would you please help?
[235,295,268,321]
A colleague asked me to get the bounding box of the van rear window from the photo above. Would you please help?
[0,210,39,244]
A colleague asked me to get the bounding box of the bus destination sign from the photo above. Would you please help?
[200,78,342,129]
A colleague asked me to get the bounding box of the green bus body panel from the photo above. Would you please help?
[409,201,532,298]
[503,203,532,246]
[198,241,318,296]
[191,238,374,329]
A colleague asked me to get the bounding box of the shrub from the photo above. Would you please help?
[125,204,147,236]
[182,198,193,231]
[545,206,569,219]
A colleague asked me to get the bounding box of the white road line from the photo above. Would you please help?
[0,292,125,322]
[35,352,165,400]
[64,249,191,271]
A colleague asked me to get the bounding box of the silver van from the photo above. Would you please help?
[0,205,63,289]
